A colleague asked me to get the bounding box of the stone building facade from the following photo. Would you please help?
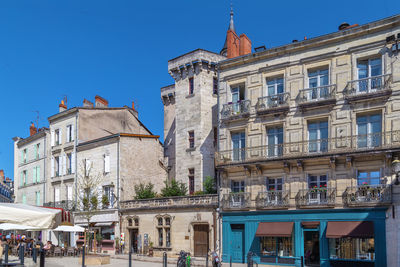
[13,124,49,206]
[0,170,13,203]
[162,49,225,193]
[217,15,400,267]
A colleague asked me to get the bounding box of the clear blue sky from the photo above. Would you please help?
[0,0,399,180]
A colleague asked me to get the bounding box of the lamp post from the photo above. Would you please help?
[392,159,400,185]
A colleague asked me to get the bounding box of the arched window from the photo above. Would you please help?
[128,218,133,227]
[158,217,163,226]
[134,218,139,227]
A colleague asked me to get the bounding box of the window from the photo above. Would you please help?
[189,168,195,195]
[128,219,133,227]
[357,114,381,148]
[189,77,194,95]
[104,155,110,173]
[55,156,60,177]
[35,144,40,159]
[267,77,284,96]
[55,129,60,145]
[308,175,328,204]
[188,131,195,148]
[23,149,27,163]
[134,218,139,227]
[267,127,283,157]
[231,84,245,113]
[308,121,328,153]
[165,217,170,226]
[22,170,27,186]
[231,180,245,193]
[158,217,163,226]
[103,186,114,208]
[357,170,381,186]
[260,236,294,257]
[267,178,283,191]
[54,187,60,202]
[34,166,41,183]
[166,228,171,247]
[357,58,382,92]
[307,69,329,100]
[67,153,72,174]
[158,228,163,246]
[329,237,374,260]
[308,175,327,188]
[232,132,245,161]
[66,125,74,142]
[67,186,73,201]
[213,77,218,95]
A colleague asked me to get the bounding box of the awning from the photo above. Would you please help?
[302,221,320,229]
[94,222,114,227]
[255,222,294,237]
[326,221,374,238]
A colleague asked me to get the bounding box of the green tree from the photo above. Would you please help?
[203,176,217,194]
[134,182,157,199]
[161,179,187,197]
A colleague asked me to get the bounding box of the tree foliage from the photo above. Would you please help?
[203,176,217,194]
[161,179,187,197]
[134,182,157,199]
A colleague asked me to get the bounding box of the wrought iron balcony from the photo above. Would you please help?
[295,187,336,208]
[343,185,391,206]
[256,93,290,115]
[44,200,76,211]
[120,194,218,210]
[221,100,251,121]
[256,191,289,209]
[298,84,336,109]
[221,192,251,210]
[215,130,400,166]
[344,74,392,102]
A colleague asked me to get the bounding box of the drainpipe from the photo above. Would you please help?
[74,113,78,208]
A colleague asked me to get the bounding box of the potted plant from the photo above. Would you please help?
[148,240,154,257]
[102,195,110,209]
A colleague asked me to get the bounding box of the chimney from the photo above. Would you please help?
[227,30,240,59]
[59,100,67,112]
[30,122,37,136]
[83,98,94,108]
[239,34,252,56]
[132,100,135,110]
[95,95,108,108]
[0,170,4,180]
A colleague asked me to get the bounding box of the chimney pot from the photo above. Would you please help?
[95,95,109,108]
[30,122,37,136]
[132,101,135,110]
[59,100,67,113]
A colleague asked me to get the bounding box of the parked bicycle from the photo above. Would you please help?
[177,250,191,267]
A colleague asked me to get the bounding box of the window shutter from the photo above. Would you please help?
[59,129,63,145]
[105,155,110,173]
[25,170,28,185]
[37,166,41,182]
[67,186,73,201]
[71,152,76,174]
[33,167,36,183]
[20,172,23,186]
[51,157,55,178]
[55,188,60,202]
[62,154,67,175]
[20,150,23,164]
[85,159,91,176]
[71,124,75,141]
[36,191,40,206]
[51,130,55,146]
[34,145,37,160]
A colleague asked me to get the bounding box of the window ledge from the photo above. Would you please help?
[186,147,196,152]
[186,94,195,99]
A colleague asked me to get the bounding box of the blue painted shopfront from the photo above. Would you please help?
[222,208,387,267]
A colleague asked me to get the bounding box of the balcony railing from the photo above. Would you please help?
[344,74,392,100]
[221,100,251,120]
[298,84,336,104]
[256,191,289,209]
[44,200,76,211]
[120,194,218,210]
[256,93,290,114]
[221,192,251,210]
[296,188,336,207]
[216,130,400,165]
[343,185,391,206]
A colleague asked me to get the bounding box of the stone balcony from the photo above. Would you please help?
[295,187,336,208]
[343,185,392,207]
[216,130,400,166]
[120,194,218,211]
[221,100,251,121]
[255,191,289,209]
[221,192,251,210]
[255,93,290,116]
[344,74,392,102]
[297,84,336,110]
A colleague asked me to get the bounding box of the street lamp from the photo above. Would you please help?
[392,159,400,185]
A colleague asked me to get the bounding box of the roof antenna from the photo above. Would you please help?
[62,95,68,105]
[31,110,40,129]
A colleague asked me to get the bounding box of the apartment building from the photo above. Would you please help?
[0,170,13,203]
[13,123,49,206]
[217,15,400,267]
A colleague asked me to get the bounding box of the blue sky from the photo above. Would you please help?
[0,0,399,179]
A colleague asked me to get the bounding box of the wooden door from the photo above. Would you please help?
[231,228,244,263]
[194,224,209,257]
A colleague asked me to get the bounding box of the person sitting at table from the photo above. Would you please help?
[43,241,52,251]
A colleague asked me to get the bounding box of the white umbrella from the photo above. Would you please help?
[53,225,85,232]
[0,223,36,230]
[0,203,62,229]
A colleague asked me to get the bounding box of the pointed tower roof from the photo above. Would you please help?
[220,6,235,56]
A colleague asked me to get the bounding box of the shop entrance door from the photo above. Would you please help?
[194,224,209,257]
[130,229,138,253]
[303,230,320,266]
[231,224,245,263]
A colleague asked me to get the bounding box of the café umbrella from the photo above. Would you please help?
[53,225,85,232]
[0,203,62,229]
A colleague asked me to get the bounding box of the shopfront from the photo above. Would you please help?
[222,208,387,267]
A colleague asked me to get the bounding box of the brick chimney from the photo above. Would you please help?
[95,95,108,108]
[30,122,37,136]
[239,34,252,56]
[59,100,67,112]
[0,170,4,180]
[227,30,240,58]
[83,98,94,108]
[132,100,135,110]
